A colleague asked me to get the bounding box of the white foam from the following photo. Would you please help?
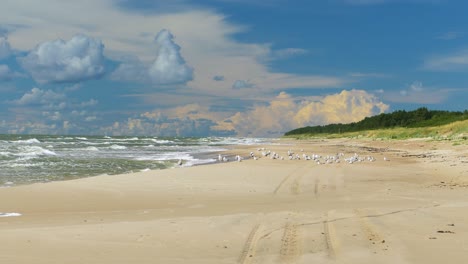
[0,212,21,217]
[0,151,12,157]
[15,138,40,144]
[183,158,217,167]
[17,146,57,158]
[208,137,270,146]
[108,137,139,141]
[151,139,174,144]
[135,152,192,161]
[85,146,99,151]
[109,144,127,150]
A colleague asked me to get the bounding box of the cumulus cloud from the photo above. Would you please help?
[217,90,389,137]
[19,34,105,83]
[5,87,102,134]
[149,29,193,84]
[105,113,228,137]
[2,1,347,95]
[98,89,388,137]
[0,37,12,59]
[15,88,66,109]
[232,80,254,89]
[130,103,234,136]
[111,29,193,85]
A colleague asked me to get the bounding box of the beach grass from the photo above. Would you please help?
[284,119,468,143]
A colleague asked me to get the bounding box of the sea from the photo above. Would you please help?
[0,134,271,187]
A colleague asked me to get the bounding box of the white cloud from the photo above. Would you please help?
[0,37,12,59]
[424,49,468,71]
[19,34,105,83]
[220,89,389,136]
[111,29,193,85]
[148,29,193,84]
[15,87,66,108]
[2,1,346,94]
[99,89,388,137]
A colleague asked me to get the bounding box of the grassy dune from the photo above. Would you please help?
[284,119,468,144]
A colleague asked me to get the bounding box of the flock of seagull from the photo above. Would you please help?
[216,147,390,165]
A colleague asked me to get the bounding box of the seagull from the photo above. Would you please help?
[177,159,183,166]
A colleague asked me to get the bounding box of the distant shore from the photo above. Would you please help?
[0,138,467,263]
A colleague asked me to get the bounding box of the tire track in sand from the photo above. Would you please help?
[314,178,320,199]
[273,165,309,195]
[279,222,302,263]
[354,209,389,253]
[323,211,340,260]
[238,224,263,264]
[290,175,303,195]
[273,166,305,194]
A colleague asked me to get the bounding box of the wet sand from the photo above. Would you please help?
[0,138,467,263]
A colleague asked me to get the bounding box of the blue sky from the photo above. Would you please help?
[0,0,467,137]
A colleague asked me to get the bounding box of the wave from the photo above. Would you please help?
[0,151,12,157]
[109,144,127,150]
[13,138,41,144]
[135,152,192,161]
[207,137,270,146]
[104,137,139,142]
[151,139,174,144]
[85,146,100,151]
[0,212,21,218]
[0,135,261,185]
[15,146,57,158]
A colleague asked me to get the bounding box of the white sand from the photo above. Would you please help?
[0,138,467,263]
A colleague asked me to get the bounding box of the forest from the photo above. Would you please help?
[284,107,468,136]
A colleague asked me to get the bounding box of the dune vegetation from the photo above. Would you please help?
[284,108,468,143]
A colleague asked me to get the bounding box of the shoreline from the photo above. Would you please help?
[0,138,467,263]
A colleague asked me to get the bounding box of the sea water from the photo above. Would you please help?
[0,134,269,186]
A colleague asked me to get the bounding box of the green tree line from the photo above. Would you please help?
[284,107,468,136]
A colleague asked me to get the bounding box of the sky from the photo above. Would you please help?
[1,0,467,137]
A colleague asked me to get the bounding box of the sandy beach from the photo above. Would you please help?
[0,138,467,264]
